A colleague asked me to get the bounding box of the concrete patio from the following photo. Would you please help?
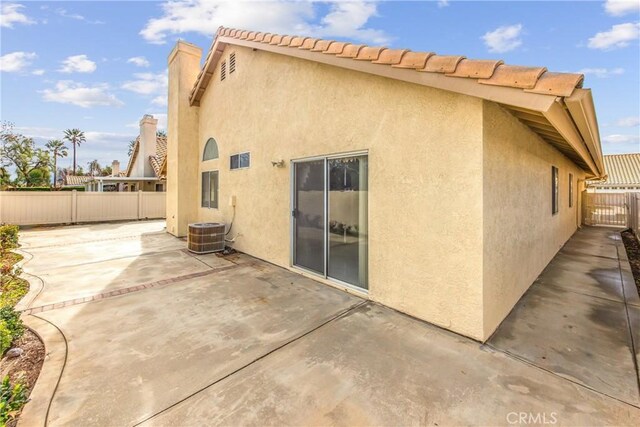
[15,221,640,426]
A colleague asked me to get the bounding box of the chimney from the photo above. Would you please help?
[111,160,120,177]
[166,40,202,237]
[137,114,158,177]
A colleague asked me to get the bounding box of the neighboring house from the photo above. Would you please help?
[62,174,92,188]
[166,27,604,341]
[86,115,167,192]
[587,153,640,193]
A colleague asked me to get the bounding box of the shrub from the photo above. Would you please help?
[0,307,23,343]
[0,375,27,426]
[0,225,18,253]
[0,276,28,309]
[0,324,11,356]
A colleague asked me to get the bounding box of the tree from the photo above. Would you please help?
[0,124,51,187]
[45,139,68,188]
[101,166,112,176]
[75,165,85,176]
[87,159,101,176]
[156,130,167,138]
[127,139,137,157]
[63,128,86,174]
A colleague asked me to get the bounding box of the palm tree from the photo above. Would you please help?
[87,159,101,176]
[63,128,86,174]
[127,139,137,157]
[45,139,68,188]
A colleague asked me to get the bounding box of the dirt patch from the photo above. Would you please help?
[621,229,640,295]
[0,329,45,426]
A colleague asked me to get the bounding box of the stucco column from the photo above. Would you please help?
[166,41,202,237]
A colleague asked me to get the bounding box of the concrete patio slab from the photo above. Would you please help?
[144,303,640,427]
[534,257,625,303]
[30,249,226,307]
[490,226,640,407]
[17,221,640,426]
[33,262,362,426]
[19,220,168,249]
[22,232,187,272]
[489,284,638,404]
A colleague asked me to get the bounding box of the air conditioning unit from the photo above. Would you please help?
[188,223,226,254]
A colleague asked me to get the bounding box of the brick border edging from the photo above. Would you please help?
[21,263,245,315]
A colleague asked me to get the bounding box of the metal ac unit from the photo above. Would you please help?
[188,223,225,254]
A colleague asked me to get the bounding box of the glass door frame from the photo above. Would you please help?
[290,150,368,292]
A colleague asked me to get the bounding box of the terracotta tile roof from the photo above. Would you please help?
[191,26,584,102]
[124,135,167,179]
[63,175,92,186]
[151,136,167,178]
[592,154,640,186]
[187,26,604,178]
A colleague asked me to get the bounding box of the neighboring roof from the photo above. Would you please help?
[590,153,640,186]
[124,135,167,179]
[186,26,605,178]
[63,175,92,186]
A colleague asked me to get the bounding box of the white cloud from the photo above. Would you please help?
[482,24,523,53]
[603,134,640,144]
[615,116,640,127]
[59,54,97,73]
[140,0,388,45]
[588,22,640,49]
[0,51,37,72]
[576,67,625,78]
[1,2,35,28]
[122,71,168,96]
[56,8,105,24]
[437,0,449,8]
[41,81,124,108]
[127,56,151,67]
[604,0,640,16]
[151,95,168,107]
[32,69,45,75]
[151,113,167,131]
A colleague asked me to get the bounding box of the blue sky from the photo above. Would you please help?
[1,0,639,173]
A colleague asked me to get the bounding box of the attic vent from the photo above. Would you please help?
[229,52,236,74]
[220,60,226,81]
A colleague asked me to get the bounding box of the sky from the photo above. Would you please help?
[1,0,639,174]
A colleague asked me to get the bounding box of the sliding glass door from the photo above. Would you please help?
[293,153,368,290]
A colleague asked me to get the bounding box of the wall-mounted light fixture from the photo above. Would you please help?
[271,160,285,168]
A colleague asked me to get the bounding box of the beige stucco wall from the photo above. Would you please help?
[171,42,591,341]
[195,45,486,339]
[482,100,586,339]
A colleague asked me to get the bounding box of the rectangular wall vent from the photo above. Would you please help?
[221,60,226,81]
[229,52,236,74]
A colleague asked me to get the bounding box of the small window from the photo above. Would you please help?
[552,166,559,215]
[569,173,573,208]
[201,171,219,209]
[220,61,226,81]
[230,152,250,170]
[203,138,219,161]
[229,52,236,74]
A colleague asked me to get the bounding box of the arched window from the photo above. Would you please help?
[203,138,219,161]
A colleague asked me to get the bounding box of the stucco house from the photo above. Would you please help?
[166,27,604,341]
[86,115,167,192]
[587,153,640,193]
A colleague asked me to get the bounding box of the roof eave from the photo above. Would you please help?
[189,31,603,178]
[564,89,605,177]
